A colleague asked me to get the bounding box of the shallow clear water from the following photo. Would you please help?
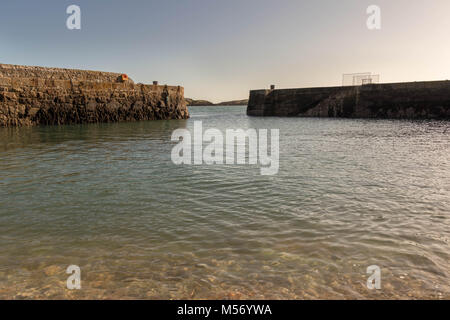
[0,106,449,299]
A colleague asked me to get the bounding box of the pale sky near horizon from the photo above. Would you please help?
[1,0,449,103]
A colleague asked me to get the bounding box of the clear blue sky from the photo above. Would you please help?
[1,0,449,102]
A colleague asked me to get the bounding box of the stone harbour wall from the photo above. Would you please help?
[247,81,450,119]
[0,63,189,127]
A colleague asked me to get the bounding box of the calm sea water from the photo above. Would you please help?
[0,106,449,299]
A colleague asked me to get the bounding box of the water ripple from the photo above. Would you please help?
[0,107,449,299]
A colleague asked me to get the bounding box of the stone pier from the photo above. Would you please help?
[0,63,189,127]
[247,81,450,119]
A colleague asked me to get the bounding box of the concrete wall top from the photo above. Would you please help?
[250,80,450,94]
[0,63,183,91]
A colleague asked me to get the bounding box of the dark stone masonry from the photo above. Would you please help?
[0,63,189,127]
[247,81,450,119]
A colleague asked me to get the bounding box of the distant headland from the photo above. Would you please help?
[247,81,450,119]
[186,98,248,106]
[0,63,189,127]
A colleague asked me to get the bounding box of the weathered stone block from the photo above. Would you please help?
[0,78,11,86]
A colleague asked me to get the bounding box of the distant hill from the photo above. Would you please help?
[186,98,248,106]
[185,98,214,106]
[216,99,248,106]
